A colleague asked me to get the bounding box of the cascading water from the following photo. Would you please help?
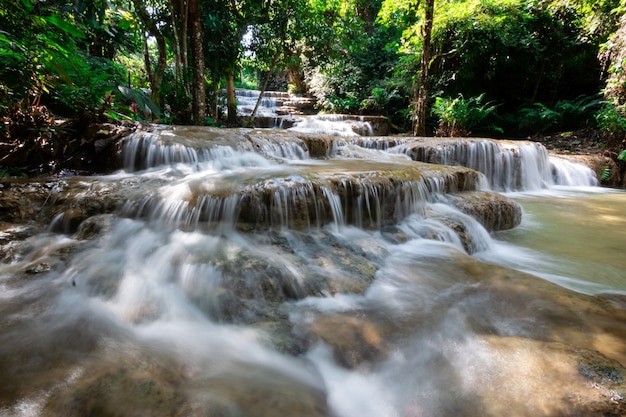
[0,126,624,417]
[289,115,377,137]
[368,137,599,191]
[234,89,386,135]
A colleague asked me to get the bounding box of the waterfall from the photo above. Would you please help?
[549,155,599,186]
[352,138,599,191]
[235,89,287,117]
[2,125,621,417]
[289,115,376,137]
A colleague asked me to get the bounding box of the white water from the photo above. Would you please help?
[289,115,376,137]
[235,89,287,118]
[235,89,378,135]
[380,138,599,191]
[0,126,622,417]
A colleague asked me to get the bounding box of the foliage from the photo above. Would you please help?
[303,20,400,114]
[600,165,612,181]
[0,0,624,144]
[431,94,499,136]
[49,55,127,117]
[360,87,400,113]
[516,95,605,134]
[517,103,562,134]
[375,0,620,130]
[0,0,138,120]
[430,0,601,110]
[117,86,162,120]
[595,100,626,141]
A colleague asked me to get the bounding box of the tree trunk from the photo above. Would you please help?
[168,0,183,87]
[133,0,167,111]
[180,0,189,69]
[142,35,153,88]
[226,67,238,126]
[209,79,219,121]
[188,0,206,125]
[414,0,435,136]
[247,50,281,127]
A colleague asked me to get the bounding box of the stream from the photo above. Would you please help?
[0,123,624,417]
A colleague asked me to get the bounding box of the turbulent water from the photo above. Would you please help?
[0,124,624,417]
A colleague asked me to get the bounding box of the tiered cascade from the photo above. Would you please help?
[1,125,623,417]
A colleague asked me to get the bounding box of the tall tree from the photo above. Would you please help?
[244,0,302,124]
[168,0,189,98]
[131,0,168,110]
[203,0,247,125]
[413,0,434,136]
[188,0,206,124]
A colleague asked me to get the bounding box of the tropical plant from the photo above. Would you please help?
[595,101,626,137]
[431,93,498,136]
[360,87,400,113]
[517,103,562,134]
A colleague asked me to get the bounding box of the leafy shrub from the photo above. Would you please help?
[360,87,400,114]
[595,101,626,156]
[432,93,498,136]
[517,96,605,134]
[595,102,626,137]
[517,103,562,134]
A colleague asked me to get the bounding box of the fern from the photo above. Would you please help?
[600,166,611,181]
[432,93,498,136]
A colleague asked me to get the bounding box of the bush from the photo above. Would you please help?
[595,101,626,148]
[517,95,605,134]
[432,93,498,136]
[517,103,562,134]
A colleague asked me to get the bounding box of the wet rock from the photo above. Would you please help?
[218,249,328,303]
[0,180,55,223]
[42,355,190,417]
[446,191,523,231]
[303,314,392,369]
[299,133,336,157]
[575,350,626,416]
[0,224,42,263]
[74,214,115,240]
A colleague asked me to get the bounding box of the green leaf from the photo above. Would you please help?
[600,166,611,181]
[618,150,626,161]
[20,0,34,12]
[118,86,162,118]
[43,15,87,39]
[48,60,74,86]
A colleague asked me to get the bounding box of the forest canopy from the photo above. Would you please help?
[1,0,626,139]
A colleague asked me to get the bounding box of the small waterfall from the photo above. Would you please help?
[122,130,249,171]
[122,129,313,171]
[550,156,599,186]
[120,171,434,232]
[246,131,310,160]
[290,115,369,136]
[357,138,599,192]
[235,89,287,117]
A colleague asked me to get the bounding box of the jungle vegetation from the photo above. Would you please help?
[1,0,626,143]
